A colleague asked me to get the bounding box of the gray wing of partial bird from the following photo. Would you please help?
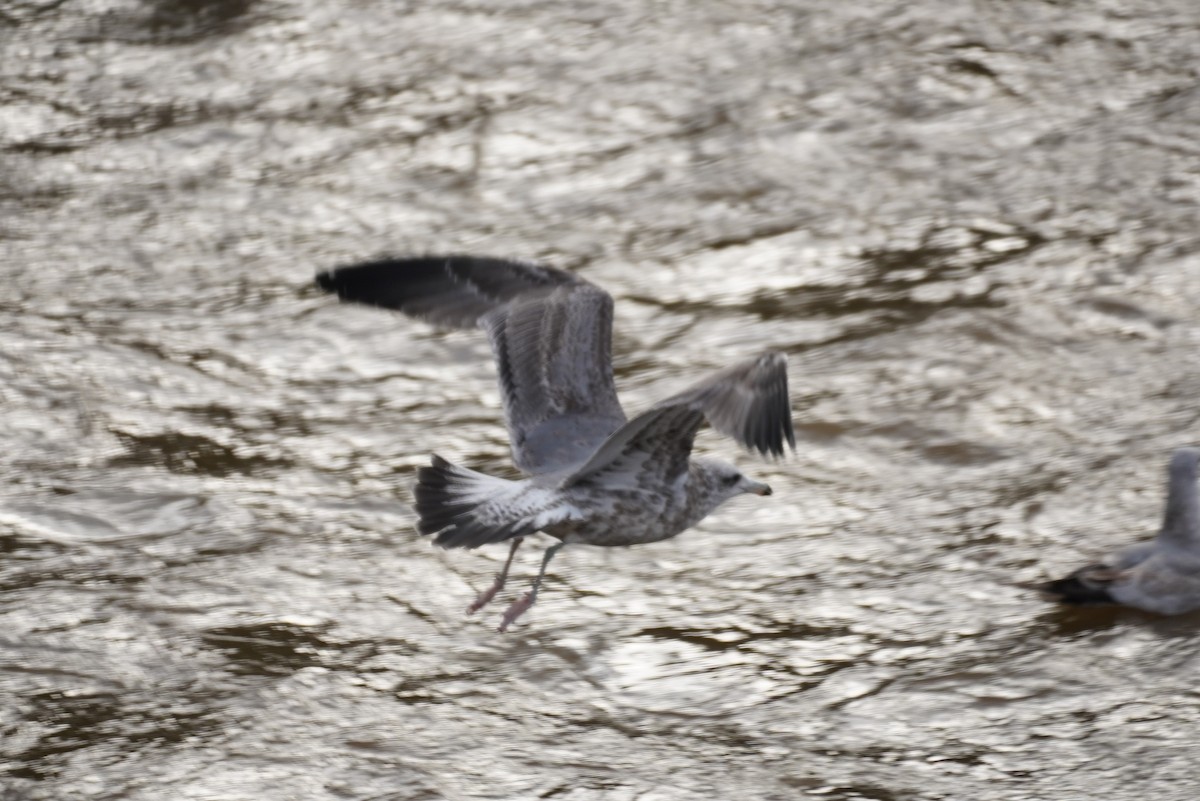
[1157,447,1200,550]
[316,256,627,475]
[561,351,795,488]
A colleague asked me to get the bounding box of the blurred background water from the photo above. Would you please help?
[3,1,1200,799]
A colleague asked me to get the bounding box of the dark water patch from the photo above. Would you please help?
[1034,606,1155,639]
[6,686,223,780]
[755,224,1043,326]
[391,671,473,705]
[143,0,258,37]
[92,101,194,140]
[73,0,262,45]
[792,421,849,445]
[178,402,315,439]
[201,622,336,676]
[0,566,147,594]
[0,525,69,559]
[757,284,1002,330]
[109,429,290,477]
[859,420,1008,467]
[704,221,806,251]
[0,0,71,27]
[0,544,95,595]
[918,440,1008,467]
[0,99,228,153]
[637,621,850,653]
[1082,296,1175,330]
[987,467,1074,510]
[0,171,73,212]
[945,55,1001,82]
[1,139,84,155]
[858,221,1045,274]
[783,781,906,801]
[628,223,1041,352]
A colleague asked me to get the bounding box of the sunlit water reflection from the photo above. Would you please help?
[4,1,1200,799]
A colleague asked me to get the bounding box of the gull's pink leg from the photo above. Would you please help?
[498,541,565,632]
[467,537,523,615]
[497,593,534,633]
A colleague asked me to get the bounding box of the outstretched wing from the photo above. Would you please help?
[562,352,795,487]
[316,256,572,326]
[316,256,627,475]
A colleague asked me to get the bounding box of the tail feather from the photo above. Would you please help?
[413,454,492,536]
[414,454,560,548]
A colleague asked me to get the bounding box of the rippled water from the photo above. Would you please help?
[4,1,1200,799]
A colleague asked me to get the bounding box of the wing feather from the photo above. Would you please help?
[562,351,794,487]
[1158,447,1200,550]
[317,256,627,474]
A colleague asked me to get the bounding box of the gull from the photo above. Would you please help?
[316,256,794,631]
[1036,447,1200,615]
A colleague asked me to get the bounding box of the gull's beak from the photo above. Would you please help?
[747,480,772,496]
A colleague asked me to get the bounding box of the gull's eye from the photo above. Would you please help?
[722,473,741,487]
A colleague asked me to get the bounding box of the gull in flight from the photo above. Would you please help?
[1036,447,1200,615]
[317,256,794,631]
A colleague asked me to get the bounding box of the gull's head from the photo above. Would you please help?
[700,458,773,500]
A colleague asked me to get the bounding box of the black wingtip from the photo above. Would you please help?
[313,258,453,310]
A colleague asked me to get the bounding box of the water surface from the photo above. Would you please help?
[4,1,1200,799]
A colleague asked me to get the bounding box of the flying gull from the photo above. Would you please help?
[1036,447,1200,615]
[316,256,795,631]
